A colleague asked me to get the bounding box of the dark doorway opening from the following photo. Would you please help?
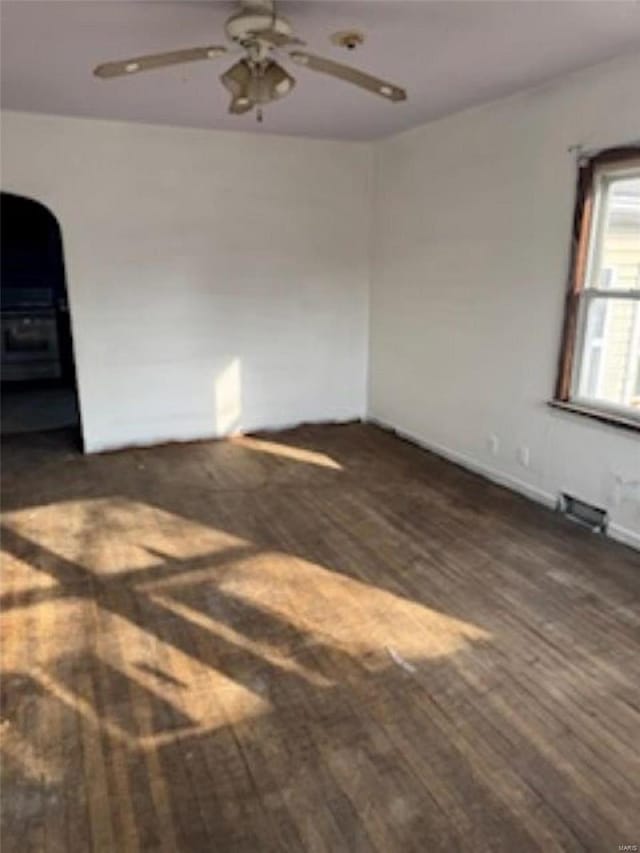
[1,192,81,445]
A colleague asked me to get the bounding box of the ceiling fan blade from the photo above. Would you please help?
[252,29,305,47]
[289,52,406,102]
[94,45,228,79]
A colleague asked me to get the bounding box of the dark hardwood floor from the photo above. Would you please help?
[1,422,639,852]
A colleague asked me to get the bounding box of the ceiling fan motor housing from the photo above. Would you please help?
[225,10,293,43]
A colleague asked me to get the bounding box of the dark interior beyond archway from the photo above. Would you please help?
[1,192,80,441]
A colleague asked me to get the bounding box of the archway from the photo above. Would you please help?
[1,192,81,444]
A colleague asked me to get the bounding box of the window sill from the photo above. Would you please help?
[548,400,640,434]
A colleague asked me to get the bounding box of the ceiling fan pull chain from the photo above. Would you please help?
[257,107,264,123]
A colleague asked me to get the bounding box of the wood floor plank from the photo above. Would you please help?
[1,422,639,851]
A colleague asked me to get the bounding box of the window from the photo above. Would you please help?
[555,147,640,427]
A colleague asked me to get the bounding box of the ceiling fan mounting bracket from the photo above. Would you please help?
[225,11,292,44]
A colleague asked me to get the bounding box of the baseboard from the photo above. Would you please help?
[368,415,556,507]
[85,415,364,455]
[367,415,639,552]
[608,523,640,551]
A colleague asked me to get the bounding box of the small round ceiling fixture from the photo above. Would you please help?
[330,30,365,51]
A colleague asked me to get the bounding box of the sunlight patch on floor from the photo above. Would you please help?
[2,498,250,577]
[232,435,343,470]
[2,599,272,754]
[1,551,58,597]
[220,553,489,665]
[145,552,490,678]
[1,497,488,766]
[150,591,334,688]
[0,718,64,785]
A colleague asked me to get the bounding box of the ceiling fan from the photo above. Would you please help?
[93,0,407,119]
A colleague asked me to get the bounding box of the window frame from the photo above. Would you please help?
[554,146,640,430]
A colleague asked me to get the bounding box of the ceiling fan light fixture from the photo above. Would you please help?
[275,77,292,95]
[222,58,295,106]
[229,96,254,115]
[221,59,252,98]
[262,62,295,100]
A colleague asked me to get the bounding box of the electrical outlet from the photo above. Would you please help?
[611,472,640,506]
[488,434,499,456]
[517,446,530,468]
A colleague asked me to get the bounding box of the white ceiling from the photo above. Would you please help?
[2,1,640,141]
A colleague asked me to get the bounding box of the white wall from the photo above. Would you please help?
[369,53,640,547]
[3,55,639,546]
[1,111,372,452]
